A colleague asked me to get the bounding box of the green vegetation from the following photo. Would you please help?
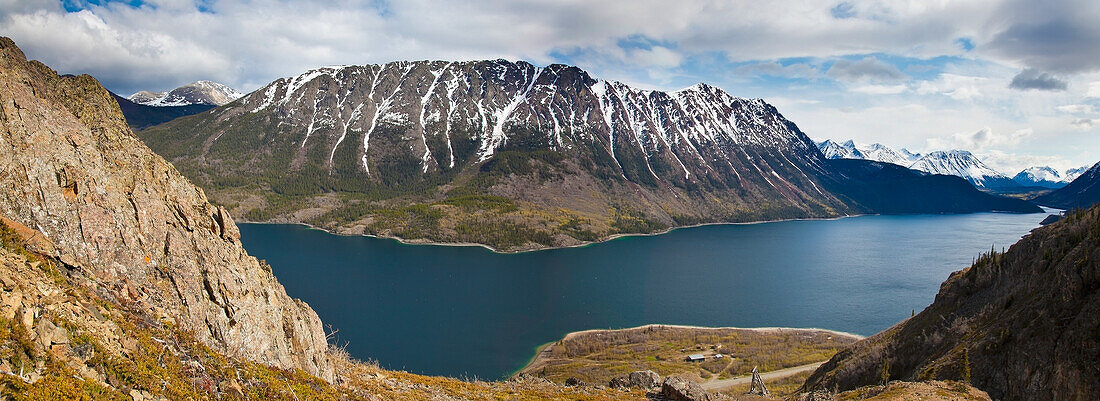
[609,205,667,234]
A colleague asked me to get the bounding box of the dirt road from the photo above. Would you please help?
[701,361,825,391]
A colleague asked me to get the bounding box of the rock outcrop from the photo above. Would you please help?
[661,376,713,401]
[802,202,1100,400]
[609,369,661,391]
[0,37,331,380]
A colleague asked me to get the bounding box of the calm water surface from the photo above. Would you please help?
[238,211,1046,380]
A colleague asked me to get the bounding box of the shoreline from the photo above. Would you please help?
[237,213,869,255]
[509,323,866,378]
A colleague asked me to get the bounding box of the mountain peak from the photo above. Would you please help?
[129,80,244,106]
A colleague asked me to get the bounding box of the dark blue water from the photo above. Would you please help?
[237,212,1045,380]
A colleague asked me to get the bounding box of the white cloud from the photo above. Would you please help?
[926,127,1032,151]
[1071,118,1097,129]
[915,74,989,100]
[1057,104,1095,114]
[978,150,1074,174]
[1087,82,1100,98]
[850,84,908,95]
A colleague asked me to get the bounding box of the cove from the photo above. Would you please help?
[238,211,1045,380]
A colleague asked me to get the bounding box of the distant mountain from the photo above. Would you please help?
[130,80,243,106]
[816,139,920,166]
[1012,166,1065,189]
[816,140,1020,189]
[1035,162,1100,209]
[1063,165,1089,182]
[110,91,214,130]
[823,159,1039,214]
[909,150,1019,189]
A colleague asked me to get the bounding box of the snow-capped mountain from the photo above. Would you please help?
[1013,166,1066,188]
[909,150,1019,188]
[1063,166,1089,183]
[816,139,920,166]
[1036,161,1100,209]
[816,139,1021,189]
[130,81,244,106]
[141,60,856,231]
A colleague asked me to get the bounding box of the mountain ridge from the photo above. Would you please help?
[802,202,1100,400]
[130,80,243,106]
[816,140,1022,189]
[1034,161,1100,210]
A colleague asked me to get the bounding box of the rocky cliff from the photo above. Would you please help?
[801,202,1100,400]
[0,37,331,380]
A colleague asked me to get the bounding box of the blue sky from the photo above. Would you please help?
[3,0,1099,173]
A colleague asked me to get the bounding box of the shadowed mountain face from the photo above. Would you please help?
[110,91,214,130]
[1035,162,1100,210]
[821,160,1040,214]
[139,60,1038,251]
[802,202,1100,401]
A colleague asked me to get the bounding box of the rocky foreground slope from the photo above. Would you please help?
[802,202,1100,400]
[0,36,331,380]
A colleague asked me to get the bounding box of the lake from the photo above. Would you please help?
[238,211,1047,380]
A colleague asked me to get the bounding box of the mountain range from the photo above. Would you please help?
[816,139,1089,190]
[138,61,1038,250]
[1035,162,1100,210]
[818,139,921,166]
[130,80,243,106]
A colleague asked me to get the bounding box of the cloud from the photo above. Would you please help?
[850,84,907,95]
[826,57,907,82]
[1071,118,1097,129]
[915,74,989,100]
[1008,68,1067,91]
[926,127,1033,150]
[1057,104,1094,114]
[978,149,1073,174]
[1086,82,1100,98]
[733,61,816,78]
[983,0,1100,73]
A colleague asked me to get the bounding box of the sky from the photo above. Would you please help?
[2,0,1098,174]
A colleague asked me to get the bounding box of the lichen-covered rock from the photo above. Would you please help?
[0,37,331,380]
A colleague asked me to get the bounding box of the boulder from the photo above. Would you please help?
[661,376,711,401]
[611,370,663,390]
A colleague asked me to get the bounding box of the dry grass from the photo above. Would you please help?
[518,325,859,386]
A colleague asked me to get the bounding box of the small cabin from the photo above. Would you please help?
[687,354,706,362]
